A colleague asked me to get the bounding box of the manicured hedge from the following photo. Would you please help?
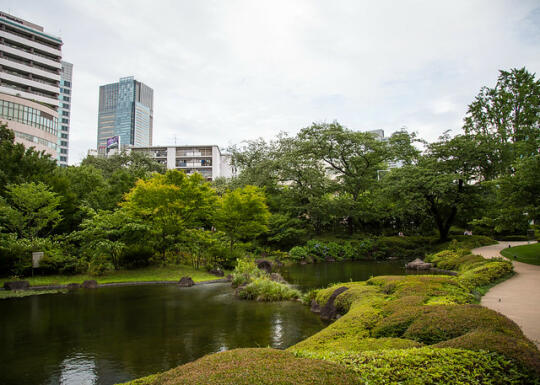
[294,347,535,385]
[121,348,360,385]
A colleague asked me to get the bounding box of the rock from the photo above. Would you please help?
[66,283,81,290]
[320,286,349,321]
[325,256,336,262]
[178,276,195,287]
[82,280,98,289]
[269,273,287,284]
[255,259,273,274]
[226,274,233,282]
[310,300,321,313]
[234,284,248,296]
[300,261,308,265]
[405,258,433,270]
[208,268,224,277]
[3,281,30,290]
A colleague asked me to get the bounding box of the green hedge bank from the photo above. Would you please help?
[121,247,540,384]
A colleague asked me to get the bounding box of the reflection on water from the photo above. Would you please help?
[0,283,324,385]
[58,354,97,385]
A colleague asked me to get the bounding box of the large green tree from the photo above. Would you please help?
[463,67,540,180]
[215,185,270,251]
[122,170,218,257]
[0,182,62,240]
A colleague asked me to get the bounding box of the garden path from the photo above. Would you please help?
[472,241,540,348]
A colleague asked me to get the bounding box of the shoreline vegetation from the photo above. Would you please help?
[121,244,540,385]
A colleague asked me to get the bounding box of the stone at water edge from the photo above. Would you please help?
[178,276,195,287]
[269,273,287,284]
[320,286,349,321]
[255,259,273,274]
[66,283,81,290]
[3,281,30,290]
[208,268,224,277]
[82,280,98,289]
[311,300,321,313]
[405,258,433,270]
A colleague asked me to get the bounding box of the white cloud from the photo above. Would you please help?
[2,0,539,164]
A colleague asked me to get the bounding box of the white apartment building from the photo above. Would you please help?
[131,145,235,180]
[0,12,62,158]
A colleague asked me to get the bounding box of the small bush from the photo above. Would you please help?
[230,258,264,287]
[238,277,300,301]
[88,255,115,276]
[288,246,308,261]
[458,260,513,290]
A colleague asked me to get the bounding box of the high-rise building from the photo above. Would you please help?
[0,12,62,158]
[97,76,153,154]
[58,61,72,166]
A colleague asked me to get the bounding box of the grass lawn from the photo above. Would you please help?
[500,243,540,265]
[0,265,225,287]
[0,289,66,300]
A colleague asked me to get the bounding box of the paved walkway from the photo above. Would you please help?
[472,241,540,348]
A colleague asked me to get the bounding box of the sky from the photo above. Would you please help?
[2,0,540,165]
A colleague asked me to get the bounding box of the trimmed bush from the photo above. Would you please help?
[458,260,513,289]
[121,348,361,385]
[294,347,537,385]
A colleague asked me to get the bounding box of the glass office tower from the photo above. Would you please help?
[97,76,153,154]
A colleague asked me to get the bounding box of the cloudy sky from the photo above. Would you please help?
[2,0,540,164]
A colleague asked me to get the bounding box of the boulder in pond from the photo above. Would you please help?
[320,286,349,321]
[255,259,273,274]
[82,280,98,289]
[178,276,195,287]
[405,258,433,270]
[3,281,30,290]
[66,283,81,290]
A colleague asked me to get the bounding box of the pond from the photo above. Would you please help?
[280,259,408,291]
[0,260,412,385]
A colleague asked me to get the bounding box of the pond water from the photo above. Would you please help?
[0,260,411,385]
[280,259,407,291]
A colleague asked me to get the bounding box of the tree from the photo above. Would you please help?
[463,67,540,180]
[0,122,57,195]
[121,170,218,257]
[0,182,62,240]
[216,185,270,252]
[384,134,482,241]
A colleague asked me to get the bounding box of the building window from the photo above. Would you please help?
[63,81,71,87]
[62,118,69,123]
[60,156,67,162]
[61,133,68,139]
[62,103,70,109]
[62,111,69,117]
[61,125,68,131]
[60,149,67,154]
[61,141,68,147]
[63,96,70,102]
[0,99,58,135]
[63,89,70,95]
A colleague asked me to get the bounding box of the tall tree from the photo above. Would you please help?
[463,67,540,180]
[0,182,62,240]
[215,185,270,252]
[0,123,57,195]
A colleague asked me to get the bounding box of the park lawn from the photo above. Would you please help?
[500,243,540,265]
[0,265,224,287]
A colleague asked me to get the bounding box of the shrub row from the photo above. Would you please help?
[287,235,495,263]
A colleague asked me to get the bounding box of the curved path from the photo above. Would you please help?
[472,241,540,348]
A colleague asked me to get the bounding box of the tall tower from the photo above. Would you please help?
[0,12,62,158]
[58,61,73,166]
[97,76,153,154]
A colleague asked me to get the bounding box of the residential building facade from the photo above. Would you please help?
[130,145,234,180]
[0,12,62,158]
[57,61,72,166]
[97,76,153,154]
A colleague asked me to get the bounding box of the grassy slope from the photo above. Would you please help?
[0,289,66,299]
[0,265,222,287]
[501,243,540,265]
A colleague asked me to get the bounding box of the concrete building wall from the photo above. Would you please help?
[131,145,234,181]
